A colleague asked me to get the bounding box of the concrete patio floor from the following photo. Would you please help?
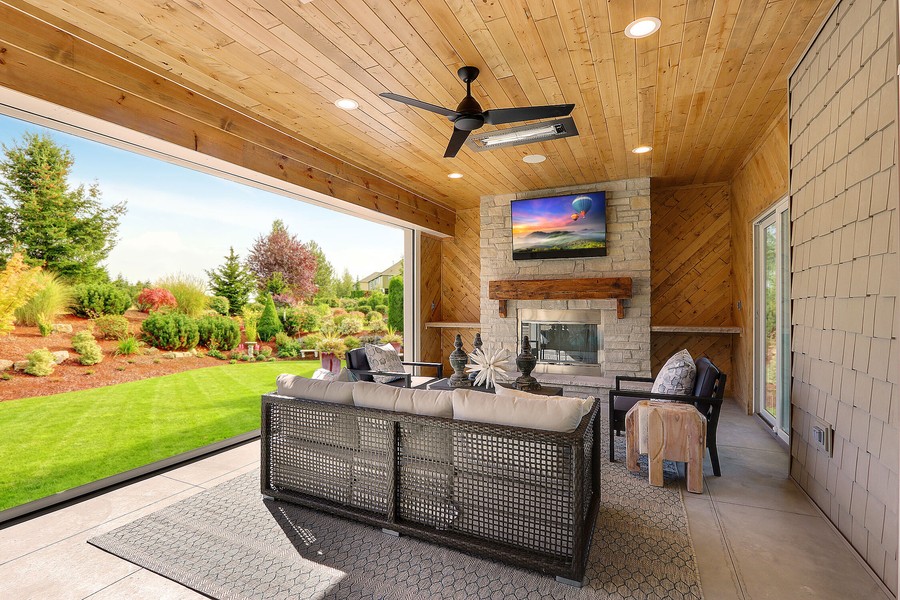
[0,400,893,599]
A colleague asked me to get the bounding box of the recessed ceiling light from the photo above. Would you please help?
[523,154,546,164]
[448,172,464,179]
[632,145,653,154]
[624,17,661,39]
[334,98,359,110]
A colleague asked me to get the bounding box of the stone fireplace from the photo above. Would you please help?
[479,179,651,391]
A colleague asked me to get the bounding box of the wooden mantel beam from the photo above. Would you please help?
[488,277,633,319]
[0,3,455,236]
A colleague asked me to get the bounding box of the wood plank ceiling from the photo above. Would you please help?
[5,0,833,212]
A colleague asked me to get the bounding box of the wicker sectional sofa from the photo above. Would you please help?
[261,378,602,584]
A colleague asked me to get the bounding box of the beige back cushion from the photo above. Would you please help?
[452,387,594,433]
[352,381,453,418]
[276,374,355,404]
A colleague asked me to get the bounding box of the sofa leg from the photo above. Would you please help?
[261,494,274,501]
[555,576,583,588]
[382,528,400,537]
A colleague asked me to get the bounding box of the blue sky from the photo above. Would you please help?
[0,114,404,284]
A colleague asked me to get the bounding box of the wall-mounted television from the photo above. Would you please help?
[510,191,607,260]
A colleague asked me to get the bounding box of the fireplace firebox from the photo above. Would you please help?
[518,309,603,375]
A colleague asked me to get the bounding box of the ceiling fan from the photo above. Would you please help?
[380,66,575,158]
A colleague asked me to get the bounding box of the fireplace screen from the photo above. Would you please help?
[520,322,600,366]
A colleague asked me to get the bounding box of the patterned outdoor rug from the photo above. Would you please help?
[89,407,703,599]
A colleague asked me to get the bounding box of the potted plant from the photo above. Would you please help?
[315,336,346,373]
[381,328,403,354]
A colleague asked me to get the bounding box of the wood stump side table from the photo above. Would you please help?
[624,400,707,494]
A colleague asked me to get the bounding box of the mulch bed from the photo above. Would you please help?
[0,311,278,402]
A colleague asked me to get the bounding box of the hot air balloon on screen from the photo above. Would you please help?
[571,195,593,221]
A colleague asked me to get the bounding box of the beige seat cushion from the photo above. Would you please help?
[276,374,355,404]
[452,388,593,433]
[352,381,453,418]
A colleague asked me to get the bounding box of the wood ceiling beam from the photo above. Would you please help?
[0,2,456,236]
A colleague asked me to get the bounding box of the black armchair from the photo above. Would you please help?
[345,348,444,389]
[608,357,726,476]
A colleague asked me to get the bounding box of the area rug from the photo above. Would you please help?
[89,408,703,599]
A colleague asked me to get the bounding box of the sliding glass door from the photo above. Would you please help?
[754,198,791,441]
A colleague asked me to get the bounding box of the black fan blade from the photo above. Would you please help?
[482,103,575,125]
[380,93,458,118]
[444,126,470,158]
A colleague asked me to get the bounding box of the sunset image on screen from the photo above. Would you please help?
[511,192,607,259]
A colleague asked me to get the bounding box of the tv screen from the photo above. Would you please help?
[510,191,607,260]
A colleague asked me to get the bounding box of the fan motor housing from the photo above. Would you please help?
[454,115,485,131]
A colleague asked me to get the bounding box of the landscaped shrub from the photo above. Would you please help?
[93,315,131,340]
[135,287,178,312]
[338,316,365,336]
[347,311,366,320]
[357,305,371,316]
[340,298,358,311]
[323,297,339,308]
[208,295,230,316]
[358,334,382,345]
[332,307,347,316]
[367,318,387,334]
[156,274,208,317]
[367,292,388,308]
[257,295,283,342]
[72,329,104,365]
[374,304,389,316]
[24,348,55,376]
[141,311,199,351]
[368,311,384,322]
[299,333,323,350]
[387,276,403,332]
[344,336,361,350]
[258,345,273,359]
[71,283,130,318]
[314,303,331,316]
[279,308,302,337]
[115,336,143,356]
[37,318,53,337]
[0,253,42,336]
[196,315,240,351]
[15,271,71,326]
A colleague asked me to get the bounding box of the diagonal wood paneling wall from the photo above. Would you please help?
[419,208,481,372]
[651,183,734,393]
[729,111,789,411]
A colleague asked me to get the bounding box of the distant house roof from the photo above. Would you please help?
[361,260,402,286]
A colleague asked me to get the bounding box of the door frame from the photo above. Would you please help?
[753,196,791,442]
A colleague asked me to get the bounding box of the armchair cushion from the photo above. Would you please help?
[692,357,719,397]
[651,349,696,396]
[364,343,406,384]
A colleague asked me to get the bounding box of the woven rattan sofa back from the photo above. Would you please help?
[261,393,601,571]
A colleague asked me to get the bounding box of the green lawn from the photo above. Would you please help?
[0,360,320,512]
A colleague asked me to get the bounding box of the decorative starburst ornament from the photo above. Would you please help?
[465,345,512,389]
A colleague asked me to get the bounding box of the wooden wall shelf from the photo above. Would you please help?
[651,325,742,334]
[425,322,481,329]
[488,277,633,319]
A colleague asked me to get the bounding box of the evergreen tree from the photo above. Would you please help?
[387,275,404,332]
[206,247,255,316]
[0,133,126,282]
[333,268,355,298]
[305,240,335,299]
[257,294,283,342]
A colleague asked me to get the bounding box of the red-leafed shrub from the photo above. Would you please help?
[135,287,177,312]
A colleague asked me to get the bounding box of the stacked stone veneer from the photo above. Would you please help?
[479,178,651,378]
[789,0,898,591]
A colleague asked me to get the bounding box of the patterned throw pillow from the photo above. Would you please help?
[651,349,696,397]
[364,343,405,384]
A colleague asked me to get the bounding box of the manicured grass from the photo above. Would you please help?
[0,360,320,512]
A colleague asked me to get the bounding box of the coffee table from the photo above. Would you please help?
[425,378,564,397]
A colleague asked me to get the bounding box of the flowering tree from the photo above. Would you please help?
[246,220,318,300]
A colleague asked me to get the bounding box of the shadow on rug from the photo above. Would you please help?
[89,408,703,599]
